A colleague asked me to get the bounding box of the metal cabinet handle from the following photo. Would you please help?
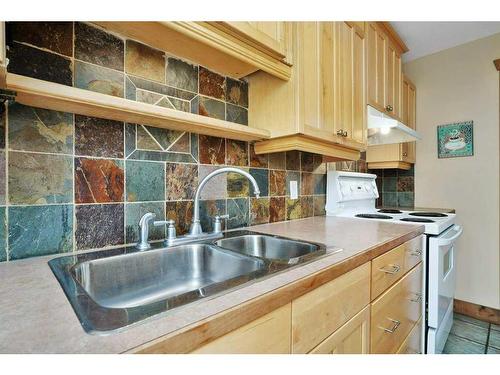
[378,264,401,275]
[379,318,401,333]
[409,249,422,257]
[336,129,348,137]
[385,105,393,112]
[410,292,422,303]
[402,152,408,157]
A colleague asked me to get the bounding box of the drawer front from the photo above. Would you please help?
[371,263,423,354]
[309,305,370,354]
[397,317,423,354]
[371,235,424,299]
[403,235,424,273]
[192,303,291,354]
[292,263,371,354]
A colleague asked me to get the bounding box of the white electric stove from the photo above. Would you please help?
[325,170,463,354]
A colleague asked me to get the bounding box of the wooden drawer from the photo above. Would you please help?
[292,263,371,353]
[371,262,423,354]
[192,303,291,354]
[309,305,370,354]
[371,235,423,299]
[397,317,423,354]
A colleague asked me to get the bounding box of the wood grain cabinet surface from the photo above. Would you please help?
[397,317,423,354]
[248,21,366,160]
[191,303,292,354]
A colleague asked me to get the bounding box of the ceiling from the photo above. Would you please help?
[390,22,500,62]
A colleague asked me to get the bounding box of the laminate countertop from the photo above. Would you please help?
[0,216,424,354]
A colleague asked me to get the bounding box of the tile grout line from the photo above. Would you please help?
[485,323,491,354]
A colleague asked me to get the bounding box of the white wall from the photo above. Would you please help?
[404,33,500,309]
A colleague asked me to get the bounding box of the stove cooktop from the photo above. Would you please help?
[408,212,448,218]
[400,217,435,223]
[355,213,393,219]
[378,209,403,214]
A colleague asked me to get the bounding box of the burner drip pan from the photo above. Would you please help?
[355,214,393,220]
[401,217,435,223]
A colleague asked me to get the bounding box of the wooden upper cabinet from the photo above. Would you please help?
[366,22,405,119]
[247,22,366,160]
[0,21,6,87]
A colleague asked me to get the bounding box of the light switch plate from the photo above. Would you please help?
[290,180,298,199]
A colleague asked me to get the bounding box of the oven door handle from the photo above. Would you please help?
[437,225,463,246]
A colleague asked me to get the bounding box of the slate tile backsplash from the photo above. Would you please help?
[369,167,415,208]
[0,22,328,262]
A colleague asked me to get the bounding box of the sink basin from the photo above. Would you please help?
[215,234,325,263]
[49,243,265,333]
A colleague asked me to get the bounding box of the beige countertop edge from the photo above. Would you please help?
[0,216,424,354]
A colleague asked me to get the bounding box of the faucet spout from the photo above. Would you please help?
[190,167,260,236]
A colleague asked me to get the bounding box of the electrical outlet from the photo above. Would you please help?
[290,180,298,199]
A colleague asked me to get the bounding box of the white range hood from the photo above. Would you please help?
[367,105,421,145]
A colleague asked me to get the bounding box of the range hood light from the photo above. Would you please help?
[367,105,421,145]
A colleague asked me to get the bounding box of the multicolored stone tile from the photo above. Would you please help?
[167,97,190,112]
[226,104,248,125]
[227,198,249,229]
[169,132,190,153]
[270,170,286,196]
[226,77,248,108]
[75,115,123,158]
[0,152,5,205]
[249,143,268,168]
[383,177,397,192]
[199,135,225,165]
[250,198,270,225]
[286,171,300,196]
[227,170,250,198]
[250,168,269,197]
[268,152,286,170]
[9,22,73,56]
[74,60,124,97]
[382,193,398,207]
[314,174,326,195]
[126,160,165,202]
[165,57,198,93]
[301,196,314,218]
[75,158,124,203]
[226,139,248,166]
[165,200,194,235]
[125,202,165,243]
[198,96,225,120]
[9,151,73,204]
[8,103,73,154]
[199,66,225,100]
[7,42,72,86]
[140,125,184,151]
[397,176,414,192]
[165,162,197,200]
[313,196,326,216]
[199,199,226,233]
[75,22,124,71]
[270,197,285,223]
[126,40,165,83]
[398,192,415,208]
[75,204,124,250]
[0,207,6,262]
[301,172,314,196]
[198,165,227,200]
[126,75,196,101]
[313,155,326,174]
[0,105,5,149]
[286,198,302,220]
[8,204,73,260]
[286,150,300,171]
[136,125,162,151]
[300,152,315,172]
[135,89,165,106]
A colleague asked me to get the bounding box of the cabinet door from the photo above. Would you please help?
[366,22,386,111]
[310,305,370,354]
[397,317,423,354]
[385,42,402,118]
[192,303,291,354]
[0,22,5,67]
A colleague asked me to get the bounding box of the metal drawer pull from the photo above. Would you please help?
[409,249,422,257]
[379,318,401,333]
[410,293,422,303]
[379,264,401,275]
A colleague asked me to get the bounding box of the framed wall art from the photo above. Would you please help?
[437,121,474,158]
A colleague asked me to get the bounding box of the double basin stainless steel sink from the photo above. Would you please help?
[49,231,326,334]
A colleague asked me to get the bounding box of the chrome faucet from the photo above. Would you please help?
[189,167,260,237]
[136,167,260,250]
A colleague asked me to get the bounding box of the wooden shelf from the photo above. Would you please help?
[367,161,412,170]
[94,22,292,81]
[5,73,270,142]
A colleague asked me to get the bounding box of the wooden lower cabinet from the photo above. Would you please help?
[371,263,423,354]
[397,317,423,354]
[191,303,291,354]
[310,305,370,354]
[291,262,371,353]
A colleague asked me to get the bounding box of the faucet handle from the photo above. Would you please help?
[137,212,157,250]
[213,214,229,234]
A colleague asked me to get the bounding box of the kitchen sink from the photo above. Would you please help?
[215,234,325,263]
[49,230,326,334]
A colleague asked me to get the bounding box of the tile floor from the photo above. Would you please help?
[443,313,500,354]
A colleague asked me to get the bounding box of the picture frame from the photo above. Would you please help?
[437,121,474,158]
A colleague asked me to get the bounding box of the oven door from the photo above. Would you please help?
[427,225,463,329]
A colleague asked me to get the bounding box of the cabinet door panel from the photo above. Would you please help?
[301,22,321,130]
[385,43,395,113]
[310,305,370,354]
[397,317,423,354]
[340,22,353,138]
[352,26,366,144]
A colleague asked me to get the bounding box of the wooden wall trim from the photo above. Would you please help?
[494,59,500,71]
[379,22,409,53]
[454,298,500,325]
